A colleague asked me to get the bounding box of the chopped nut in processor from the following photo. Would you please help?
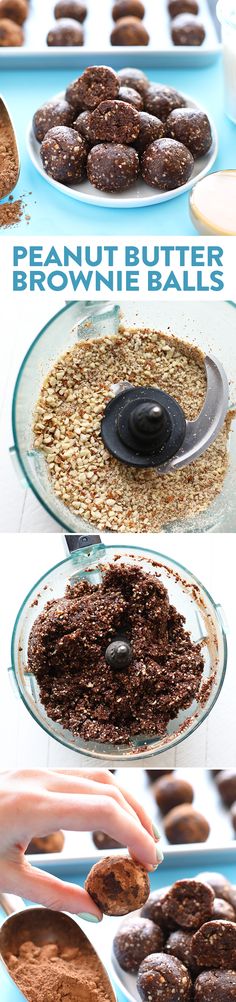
[33,326,231,531]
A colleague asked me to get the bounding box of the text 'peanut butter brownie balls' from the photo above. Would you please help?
[32,64,213,195]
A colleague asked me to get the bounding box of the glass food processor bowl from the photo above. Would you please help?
[11,300,236,534]
[10,540,227,763]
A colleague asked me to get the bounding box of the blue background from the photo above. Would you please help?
[0,61,235,236]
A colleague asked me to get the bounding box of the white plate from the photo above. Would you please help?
[27,90,218,210]
[0,0,221,67]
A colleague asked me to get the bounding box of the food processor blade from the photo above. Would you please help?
[162,355,229,472]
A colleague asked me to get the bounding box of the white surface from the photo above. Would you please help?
[0,0,221,66]
[0,532,235,769]
[1,297,236,534]
[27,92,218,210]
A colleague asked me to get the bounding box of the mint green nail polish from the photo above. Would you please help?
[78,913,101,923]
[156,844,164,864]
[152,823,161,841]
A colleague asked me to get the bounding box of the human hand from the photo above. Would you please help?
[0,769,162,921]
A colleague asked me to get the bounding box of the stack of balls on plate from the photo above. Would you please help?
[166,0,206,47]
[32,64,213,195]
[0,0,29,46]
[46,0,87,47]
[110,0,150,46]
[113,872,236,1001]
[148,771,210,844]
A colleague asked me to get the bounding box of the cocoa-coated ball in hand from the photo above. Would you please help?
[111,16,150,44]
[54,0,87,21]
[153,775,194,815]
[47,19,84,45]
[164,804,210,844]
[166,108,212,158]
[113,917,164,972]
[87,143,139,192]
[85,855,150,915]
[141,138,194,191]
[40,126,87,184]
[112,0,145,19]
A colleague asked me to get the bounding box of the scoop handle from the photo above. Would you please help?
[0,894,25,917]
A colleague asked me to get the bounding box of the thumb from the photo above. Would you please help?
[7,861,102,922]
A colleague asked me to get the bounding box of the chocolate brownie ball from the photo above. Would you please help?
[73,110,92,141]
[171,14,206,44]
[216,771,236,807]
[40,127,87,184]
[165,930,196,973]
[164,805,210,844]
[141,138,194,191]
[168,0,198,15]
[135,112,165,152]
[0,0,27,23]
[144,84,186,121]
[137,953,192,1002]
[166,108,212,158]
[117,66,149,97]
[141,888,172,931]
[26,831,65,854]
[196,872,235,906]
[111,16,150,44]
[92,831,125,850]
[85,855,150,915]
[46,19,84,45]
[89,99,140,144]
[66,66,119,112]
[33,99,75,143]
[153,776,194,815]
[194,970,236,1000]
[112,0,145,18]
[146,770,174,782]
[54,0,87,21]
[118,85,143,109]
[192,920,236,969]
[113,917,164,973]
[0,17,23,44]
[212,897,236,922]
[87,143,139,192]
[162,880,215,931]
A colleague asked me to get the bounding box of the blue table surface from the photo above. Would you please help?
[0,61,235,237]
[1,850,236,999]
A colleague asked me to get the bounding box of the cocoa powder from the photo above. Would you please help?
[8,939,112,1002]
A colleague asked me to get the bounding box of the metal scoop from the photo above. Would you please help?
[0,97,20,199]
[101,354,229,472]
[0,894,116,1002]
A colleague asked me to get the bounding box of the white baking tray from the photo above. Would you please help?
[25,768,235,867]
[0,0,221,68]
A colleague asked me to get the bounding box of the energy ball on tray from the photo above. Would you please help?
[0,17,24,44]
[0,0,27,23]
[135,111,165,152]
[111,16,150,45]
[168,0,199,15]
[73,110,92,140]
[85,855,150,915]
[171,14,206,44]
[89,99,140,144]
[118,85,144,110]
[117,66,149,96]
[46,19,84,45]
[141,888,172,931]
[112,0,145,18]
[153,775,194,815]
[92,831,125,850]
[231,803,236,831]
[146,770,174,782]
[113,917,164,973]
[141,137,194,191]
[165,929,196,973]
[166,108,212,158]
[164,804,210,844]
[66,65,119,111]
[144,84,186,120]
[216,770,236,807]
[87,143,139,192]
[54,0,87,21]
[26,831,65,854]
[33,99,75,143]
[192,920,236,969]
[40,126,87,183]
[162,879,215,931]
[137,953,192,1002]
[194,970,236,1001]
